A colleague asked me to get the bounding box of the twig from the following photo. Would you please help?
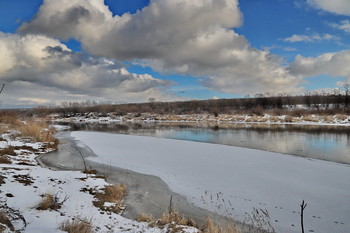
[73,144,88,172]
[0,84,4,94]
[300,200,307,233]
[169,195,173,214]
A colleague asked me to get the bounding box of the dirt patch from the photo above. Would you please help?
[13,174,34,186]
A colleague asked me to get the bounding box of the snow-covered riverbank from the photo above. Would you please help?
[0,129,198,232]
[72,131,350,233]
[51,112,350,126]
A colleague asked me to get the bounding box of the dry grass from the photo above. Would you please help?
[36,193,67,211]
[284,116,294,123]
[15,120,59,149]
[322,115,334,123]
[0,112,20,125]
[59,217,92,233]
[0,147,16,157]
[0,211,14,232]
[203,217,240,233]
[302,115,318,122]
[0,124,8,134]
[158,211,196,227]
[137,211,197,230]
[0,156,11,164]
[335,114,348,121]
[93,184,127,214]
[17,120,53,142]
[37,194,55,210]
[136,213,154,223]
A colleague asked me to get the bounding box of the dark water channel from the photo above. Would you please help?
[60,121,350,165]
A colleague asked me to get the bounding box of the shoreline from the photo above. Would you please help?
[36,131,242,228]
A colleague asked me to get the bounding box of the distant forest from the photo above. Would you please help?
[30,86,350,116]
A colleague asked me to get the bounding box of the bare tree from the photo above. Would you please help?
[344,84,350,96]
[344,84,350,108]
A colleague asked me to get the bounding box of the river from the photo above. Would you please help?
[62,121,350,165]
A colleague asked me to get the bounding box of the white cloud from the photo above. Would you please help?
[19,0,303,95]
[283,47,297,52]
[283,33,340,43]
[0,33,175,106]
[307,0,350,16]
[329,20,350,34]
[288,50,350,83]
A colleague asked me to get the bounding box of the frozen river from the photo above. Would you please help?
[66,122,350,164]
[70,128,350,233]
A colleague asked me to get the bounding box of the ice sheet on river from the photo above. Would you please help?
[72,131,350,233]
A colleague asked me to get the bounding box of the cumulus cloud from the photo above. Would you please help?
[283,33,340,43]
[20,0,303,95]
[288,50,350,83]
[0,33,174,106]
[307,0,350,16]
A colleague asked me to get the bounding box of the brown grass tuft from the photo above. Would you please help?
[36,193,67,211]
[37,194,55,210]
[17,120,48,142]
[15,120,58,149]
[93,184,127,214]
[59,217,92,233]
[204,217,240,233]
[0,146,16,157]
[0,156,12,164]
[136,213,154,223]
[158,211,196,227]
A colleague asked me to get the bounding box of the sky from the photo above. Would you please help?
[0,0,350,108]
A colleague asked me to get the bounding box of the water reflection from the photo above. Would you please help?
[61,122,350,165]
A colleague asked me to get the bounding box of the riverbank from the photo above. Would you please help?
[49,112,350,126]
[0,118,199,232]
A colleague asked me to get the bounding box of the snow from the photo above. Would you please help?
[0,132,198,233]
[72,131,350,233]
[51,112,350,126]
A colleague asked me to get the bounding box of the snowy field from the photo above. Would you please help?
[72,131,350,233]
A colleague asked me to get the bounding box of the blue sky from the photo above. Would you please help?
[0,0,350,107]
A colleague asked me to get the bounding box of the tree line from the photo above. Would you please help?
[29,86,350,116]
